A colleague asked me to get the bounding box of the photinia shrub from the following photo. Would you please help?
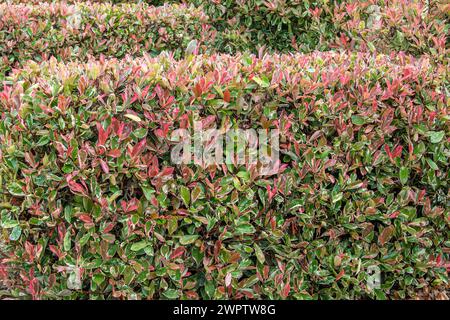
[192,0,449,61]
[0,1,212,76]
[0,51,448,299]
[2,0,448,79]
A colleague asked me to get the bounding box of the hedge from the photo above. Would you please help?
[0,2,211,75]
[8,0,178,4]
[193,0,449,59]
[0,51,448,299]
[2,1,448,77]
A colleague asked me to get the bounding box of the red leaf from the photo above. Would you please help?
[99,159,109,174]
[193,83,202,98]
[130,92,139,104]
[161,167,174,176]
[129,138,147,159]
[223,90,231,103]
[96,123,110,148]
[389,211,400,219]
[112,117,125,138]
[141,85,151,100]
[150,196,159,207]
[121,198,139,213]
[336,269,345,281]
[384,144,392,160]
[155,123,170,138]
[68,181,88,196]
[78,214,93,224]
[281,282,290,298]
[392,145,403,159]
[170,247,185,260]
[378,225,395,246]
[436,254,443,266]
[107,149,121,158]
[49,245,63,259]
[408,143,414,157]
[103,222,116,234]
[266,184,277,202]
[418,189,426,202]
[163,96,175,108]
[25,241,35,262]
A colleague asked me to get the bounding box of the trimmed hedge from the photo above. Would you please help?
[0,51,448,299]
[194,0,449,58]
[2,1,448,76]
[0,2,211,75]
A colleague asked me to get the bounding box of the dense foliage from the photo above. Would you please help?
[0,2,210,75]
[195,0,449,58]
[2,1,449,75]
[0,0,449,300]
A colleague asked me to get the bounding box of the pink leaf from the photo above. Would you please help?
[170,247,185,260]
[68,181,88,196]
[392,145,403,159]
[96,123,110,148]
[336,269,345,281]
[78,214,93,224]
[384,144,392,160]
[225,273,232,287]
[99,159,109,174]
[281,282,290,298]
[107,149,121,158]
[129,138,147,159]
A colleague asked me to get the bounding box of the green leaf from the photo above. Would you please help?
[253,75,270,88]
[141,185,155,201]
[124,114,142,122]
[426,158,439,170]
[144,246,154,256]
[235,224,256,235]
[205,280,215,298]
[2,220,19,229]
[428,131,445,144]
[332,192,343,203]
[242,54,252,66]
[131,240,149,251]
[133,128,148,139]
[92,273,105,286]
[9,226,22,241]
[351,115,366,126]
[8,183,25,197]
[79,233,91,246]
[101,233,116,243]
[123,266,135,285]
[254,243,265,263]
[237,170,250,181]
[36,135,50,146]
[287,199,303,211]
[179,235,199,245]
[399,167,409,185]
[162,289,179,299]
[180,186,190,207]
[191,185,203,204]
[63,231,71,251]
[167,218,178,235]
